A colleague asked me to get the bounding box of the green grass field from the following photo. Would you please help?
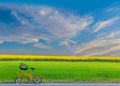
[1,61,120,83]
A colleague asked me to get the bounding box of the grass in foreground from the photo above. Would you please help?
[1,61,120,83]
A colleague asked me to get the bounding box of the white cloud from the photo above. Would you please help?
[106,7,120,12]
[59,39,77,46]
[106,31,120,38]
[33,43,52,49]
[0,4,92,45]
[37,7,93,38]
[93,17,120,33]
[59,39,77,55]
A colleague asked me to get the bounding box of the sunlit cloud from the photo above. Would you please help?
[76,31,120,56]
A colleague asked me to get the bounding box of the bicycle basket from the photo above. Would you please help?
[19,66,28,70]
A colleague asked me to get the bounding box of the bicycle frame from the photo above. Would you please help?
[18,73,35,81]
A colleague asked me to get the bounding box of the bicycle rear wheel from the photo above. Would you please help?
[14,77,22,84]
[33,75,42,84]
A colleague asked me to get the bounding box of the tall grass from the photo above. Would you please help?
[0,54,120,62]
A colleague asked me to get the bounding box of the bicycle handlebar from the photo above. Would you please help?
[31,67,35,71]
[20,63,35,71]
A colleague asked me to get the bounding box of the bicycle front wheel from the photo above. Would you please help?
[14,77,22,84]
[33,75,42,84]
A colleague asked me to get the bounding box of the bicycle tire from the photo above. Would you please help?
[14,77,22,84]
[33,75,42,84]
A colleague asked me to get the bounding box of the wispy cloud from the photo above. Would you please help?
[1,4,120,55]
[76,31,120,56]
[59,39,77,55]
[33,43,52,49]
[106,7,120,12]
[93,17,120,33]
[0,4,92,47]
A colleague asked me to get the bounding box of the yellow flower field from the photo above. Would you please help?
[0,54,120,61]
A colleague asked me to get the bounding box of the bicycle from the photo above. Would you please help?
[14,65,42,84]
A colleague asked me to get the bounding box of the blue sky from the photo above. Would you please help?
[0,0,120,56]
